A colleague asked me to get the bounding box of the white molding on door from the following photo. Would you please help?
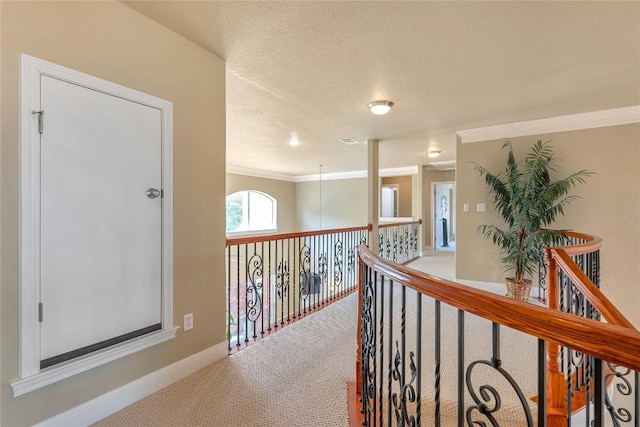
[17,54,175,394]
[431,181,455,250]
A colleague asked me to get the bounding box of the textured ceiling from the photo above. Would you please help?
[124,1,640,176]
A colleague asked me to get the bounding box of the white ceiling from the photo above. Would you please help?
[124,1,640,177]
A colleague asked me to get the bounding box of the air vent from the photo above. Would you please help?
[339,137,361,145]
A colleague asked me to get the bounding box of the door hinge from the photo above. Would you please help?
[32,110,44,134]
[161,189,164,198]
[38,302,43,322]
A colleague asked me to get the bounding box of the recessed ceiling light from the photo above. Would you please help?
[289,132,300,146]
[427,150,442,158]
[367,100,394,115]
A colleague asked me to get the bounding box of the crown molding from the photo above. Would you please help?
[228,165,419,182]
[457,105,640,144]
[226,165,298,182]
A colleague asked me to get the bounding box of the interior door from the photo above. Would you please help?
[39,75,162,367]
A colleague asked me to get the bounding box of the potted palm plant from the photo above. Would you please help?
[474,140,592,301]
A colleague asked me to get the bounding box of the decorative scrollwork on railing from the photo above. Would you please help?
[318,252,328,287]
[604,364,634,426]
[379,233,385,257]
[391,342,418,426]
[361,265,377,422]
[392,231,399,262]
[404,228,410,258]
[246,254,263,322]
[411,224,419,252]
[347,246,356,274]
[276,260,289,300]
[333,240,343,292]
[299,245,311,301]
[465,358,534,426]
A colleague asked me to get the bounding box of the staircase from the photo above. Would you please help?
[351,231,640,426]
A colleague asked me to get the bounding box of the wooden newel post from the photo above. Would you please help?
[545,249,568,426]
[356,253,363,397]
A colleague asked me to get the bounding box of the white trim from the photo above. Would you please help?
[11,327,179,397]
[33,342,228,427]
[227,165,298,182]
[457,106,640,143]
[297,166,419,182]
[228,164,420,182]
[19,54,175,390]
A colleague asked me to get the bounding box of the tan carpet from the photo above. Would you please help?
[94,254,538,426]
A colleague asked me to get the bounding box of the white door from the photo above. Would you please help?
[39,75,162,366]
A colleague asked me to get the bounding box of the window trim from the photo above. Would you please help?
[14,54,176,396]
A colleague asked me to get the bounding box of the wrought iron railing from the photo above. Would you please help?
[544,232,638,426]
[354,244,640,426]
[378,220,422,265]
[226,220,422,352]
[538,231,600,304]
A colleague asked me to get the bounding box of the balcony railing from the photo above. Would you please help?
[353,234,640,426]
[378,220,422,265]
[226,220,422,352]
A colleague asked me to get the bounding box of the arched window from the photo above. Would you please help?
[226,190,277,234]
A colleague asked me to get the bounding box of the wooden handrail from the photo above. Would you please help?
[552,249,635,329]
[226,224,372,246]
[547,231,603,256]
[379,219,422,229]
[357,245,640,371]
[227,220,422,246]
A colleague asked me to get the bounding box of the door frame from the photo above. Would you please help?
[14,54,175,396]
[431,181,455,250]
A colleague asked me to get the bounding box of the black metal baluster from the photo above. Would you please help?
[416,292,422,426]
[593,358,603,427]
[378,272,384,427]
[244,244,249,344]
[401,285,406,390]
[458,309,464,427]
[261,241,265,336]
[635,371,639,427]
[227,245,231,350]
[537,339,547,427]
[262,240,278,336]
[566,347,572,427]
[585,355,591,427]
[237,244,241,347]
[435,300,441,427]
[372,272,378,426]
[293,238,298,320]
[388,279,394,427]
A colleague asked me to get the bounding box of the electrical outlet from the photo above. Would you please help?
[184,313,193,331]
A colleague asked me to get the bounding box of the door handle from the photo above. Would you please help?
[146,188,161,199]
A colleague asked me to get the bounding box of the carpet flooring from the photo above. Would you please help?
[94,253,539,426]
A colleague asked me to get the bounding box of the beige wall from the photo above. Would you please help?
[226,173,296,234]
[1,2,226,425]
[381,176,412,217]
[456,124,640,326]
[421,169,456,248]
[295,178,368,230]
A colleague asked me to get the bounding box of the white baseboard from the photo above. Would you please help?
[36,341,228,427]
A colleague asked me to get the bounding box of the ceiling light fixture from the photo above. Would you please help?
[367,100,394,115]
[289,131,300,146]
[427,150,442,158]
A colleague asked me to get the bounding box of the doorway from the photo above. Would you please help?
[381,185,399,217]
[432,182,455,251]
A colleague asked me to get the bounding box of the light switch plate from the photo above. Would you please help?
[477,203,486,212]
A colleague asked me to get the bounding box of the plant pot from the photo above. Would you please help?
[505,277,532,302]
